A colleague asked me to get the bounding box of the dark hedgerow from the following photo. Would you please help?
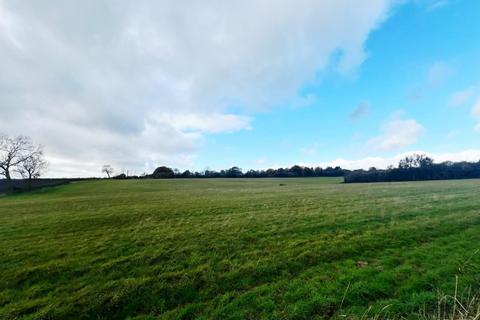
[345,154,480,183]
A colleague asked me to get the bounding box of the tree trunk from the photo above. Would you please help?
[5,169,13,191]
[28,172,33,190]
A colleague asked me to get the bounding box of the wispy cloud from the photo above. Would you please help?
[348,102,369,121]
[446,130,458,139]
[449,87,477,107]
[407,61,453,100]
[300,146,318,156]
[414,0,449,12]
[368,112,426,151]
[471,98,480,132]
[426,0,449,11]
[253,158,268,166]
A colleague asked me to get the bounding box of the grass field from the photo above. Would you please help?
[1,178,479,319]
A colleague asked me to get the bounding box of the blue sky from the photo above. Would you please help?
[1,0,479,177]
[196,0,480,171]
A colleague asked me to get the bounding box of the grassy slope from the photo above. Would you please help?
[0,178,479,319]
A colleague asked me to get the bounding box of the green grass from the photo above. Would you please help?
[0,178,479,319]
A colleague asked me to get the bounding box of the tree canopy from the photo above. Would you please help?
[345,154,480,183]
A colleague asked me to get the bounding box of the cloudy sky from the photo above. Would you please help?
[1,0,480,177]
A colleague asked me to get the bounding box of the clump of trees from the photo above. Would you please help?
[344,154,480,183]
[398,154,433,169]
[0,134,47,185]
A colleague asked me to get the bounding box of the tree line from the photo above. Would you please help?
[344,154,480,183]
[108,165,349,179]
[106,154,480,182]
[4,134,480,185]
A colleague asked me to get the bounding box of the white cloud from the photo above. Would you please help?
[368,115,426,151]
[307,149,480,170]
[153,113,252,134]
[0,0,396,176]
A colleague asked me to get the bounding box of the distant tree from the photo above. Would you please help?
[399,154,433,169]
[101,164,114,178]
[0,134,39,182]
[17,149,48,182]
[417,154,434,168]
[314,167,324,176]
[398,157,413,169]
[266,168,275,177]
[152,166,175,179]
[275,167,287,177]
[289,165,304,177]
[245,169,259,177]
[113,173,127,179]
[226,166,242,177]
[181,170,192,178]
[303,167,314,177]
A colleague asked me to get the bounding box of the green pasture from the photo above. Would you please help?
[0,178,479,319]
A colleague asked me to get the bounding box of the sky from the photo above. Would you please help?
[1,0,480,177]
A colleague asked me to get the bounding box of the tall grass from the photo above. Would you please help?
[419,279,480,320]
[342,278,480,319]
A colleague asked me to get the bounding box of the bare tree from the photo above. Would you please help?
[17,148,48,181]
[0,134,37,182]
[102,164,114,178]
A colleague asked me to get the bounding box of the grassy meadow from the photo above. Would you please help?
[0,178,479,319]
